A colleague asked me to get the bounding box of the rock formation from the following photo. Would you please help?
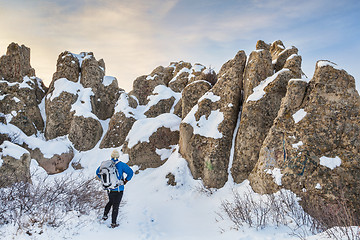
[248,60,360,221]
[179,50,246,188]
[45,51,120,151]
[232,41,302,184]
[1,40,359,224]
[0,43,46,136]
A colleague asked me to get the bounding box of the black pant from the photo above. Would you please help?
[104,191,123,224]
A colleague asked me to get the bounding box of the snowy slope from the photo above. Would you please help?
[0,141,344,240]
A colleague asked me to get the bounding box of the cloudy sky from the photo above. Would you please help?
[0,0,359,91]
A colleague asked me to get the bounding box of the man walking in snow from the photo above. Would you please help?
[96,150,133,228]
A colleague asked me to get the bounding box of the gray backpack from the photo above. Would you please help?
[99,160,124,190]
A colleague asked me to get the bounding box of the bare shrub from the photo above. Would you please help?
[301,192,360,240]
[220,188,360,240]
[0,172,107,232]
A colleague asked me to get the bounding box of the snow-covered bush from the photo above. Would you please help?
[0,173,107,232]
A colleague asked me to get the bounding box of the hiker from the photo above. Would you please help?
[96,150,133,228]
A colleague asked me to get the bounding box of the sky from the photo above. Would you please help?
[0,0,359,92]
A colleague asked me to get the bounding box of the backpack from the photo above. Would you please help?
[99,160,124,190]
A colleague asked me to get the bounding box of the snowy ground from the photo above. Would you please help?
[1,143,352,240]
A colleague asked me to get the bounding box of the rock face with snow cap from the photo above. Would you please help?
[179,50,246,188]
[231,41,302,184]
[45,51,120,150]
[0,43,46,136]
[249,61,360,222]
[0,141,31,187]
[122,114,180,169]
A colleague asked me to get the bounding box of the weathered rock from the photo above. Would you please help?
[100,92,137,148]
[181,80,212,119]
[166,172,177,186]
[144,97,176,118]
[249,61,360,222]
[179,51,246,188]
[0,43,46,135]
[129,71,166,105]
[28,146,74,174]
[124,126,179,169]
[232,68,295,184]
[100,111,136,148]
[51,51,80,86]
[256,40,270,51]
[0,142,31,187]
[0,43,35,82]
[80,53,104,88]
[243,48,273,101]
[46,51,120,140]
[91,78,121,120]
[45,91,77,139]
[68,116,103,151]
[168,62,192,93]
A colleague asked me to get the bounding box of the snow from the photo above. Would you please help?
[156,145,177,161]
[0,140,29,159]
[265,168,283,186]
[0,123,72,158]
[292,109,307,124]
[198,91,221,103]
[292,141,303,149]
[0,141,28,159]
[182,91,223,139]
[247,69,290,102]
[48,78,80,101]
[317,60,342,70]
[126,113,181,148]
[192,63,206,73]
[0,130,352,239]
[102,76,116,86]
[182,105,224,139]
[320,156,342,170]
[146,74,158,80]
[145,85,181,114]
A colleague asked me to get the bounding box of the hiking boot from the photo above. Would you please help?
[111,223,119,228]
[102,215,108,220]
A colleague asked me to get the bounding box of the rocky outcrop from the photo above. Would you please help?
[0,43,35,82]
[249,61,360,221]
[181,80,212,118]
[0,141,31,187]
[45,51,120,150]
[231,41,302,184]
[68,116,103,151]
[123,114,180,169]
[243,47,273,101]
[0,43,46,136]
[179,50,246,188]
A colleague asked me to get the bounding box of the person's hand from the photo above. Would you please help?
[123,179,128,185]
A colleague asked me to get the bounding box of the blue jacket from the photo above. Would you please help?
[96,158,134,191]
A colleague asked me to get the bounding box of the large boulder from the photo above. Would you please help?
[68,116,103,151]
[249,61,360,222]
[0,141,31,187]
[122,114,180,169]
[27,146,74,174]
[179,51,246,188]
